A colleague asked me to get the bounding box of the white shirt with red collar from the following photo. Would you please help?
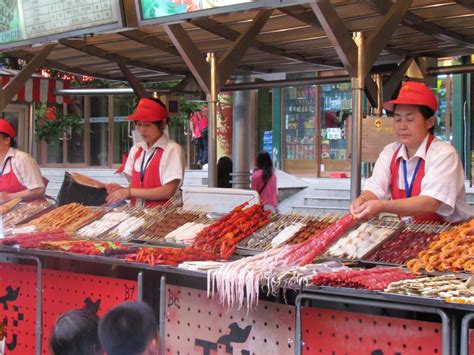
[123,134,185,186]
[0,148,45,190]
[364,134,474,223]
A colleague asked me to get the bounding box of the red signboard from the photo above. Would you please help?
[0,262,137,355]
[302,307,442,354]
[165,285,295,354]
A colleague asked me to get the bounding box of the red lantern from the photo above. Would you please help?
[46,106,57,121]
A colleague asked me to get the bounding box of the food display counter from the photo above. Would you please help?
[0,199,474,355]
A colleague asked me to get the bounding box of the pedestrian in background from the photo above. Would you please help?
[251,152,278,211]
[189,109,208,166]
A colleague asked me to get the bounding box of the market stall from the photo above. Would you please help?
[0,199,474,354]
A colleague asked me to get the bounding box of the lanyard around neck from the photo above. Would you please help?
[402,158,422,198]
[0,157,11,176]
[140,148,157,185]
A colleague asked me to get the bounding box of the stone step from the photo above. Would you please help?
[306,189,351,198]
[291,204,349,216]
[304,196,350,208]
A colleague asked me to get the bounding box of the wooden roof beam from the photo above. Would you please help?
[118,63,148,98]
[383,56,414,102]
[1,43,56,112]
[163,24,211,94]
[190,17,339,69]
[217,9,273,90]
[361,0,474,49]
[165,11,273,93]
[364,0,412,75]
[279,5,409,57]
[120,28,267,75]
[455,0,474,12]
[310,0,378,106]
[59,39,188,76]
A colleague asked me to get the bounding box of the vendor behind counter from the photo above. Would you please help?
[350,81,474,223]
[0,118,46,203]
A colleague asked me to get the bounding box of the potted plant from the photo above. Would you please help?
[34,104,81,144]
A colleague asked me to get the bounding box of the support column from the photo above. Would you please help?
[350,32,365,200]
[232,76,253,189]
[207,53,218,187]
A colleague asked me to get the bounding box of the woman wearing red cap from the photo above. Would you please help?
[0,118,46,203]
[350,81,472,222]
[106,98,185,207]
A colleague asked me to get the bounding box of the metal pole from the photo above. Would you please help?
[460,313,474,355]
[350,32,365,201]
[207,52,218,187]
[159,274,167,355]
[375,74,383,117]
[232,75,253,189]
[137,271,143,301]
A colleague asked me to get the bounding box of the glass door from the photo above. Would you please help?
[3,104,29,152]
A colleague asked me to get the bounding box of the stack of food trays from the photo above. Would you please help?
[363,222,450,265]
[239,213,337,252]
[323,219,403,261]
[3,201,53,231]
[76,206,145,240]
[22,203,101,233]
[87,206,163,241]
[384,274,474,304]
[405,218,474,274]
[130,207,211,245]
[239,214,307,251]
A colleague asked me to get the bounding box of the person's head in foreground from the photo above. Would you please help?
[50,308,102,355]
[99,301,160,355]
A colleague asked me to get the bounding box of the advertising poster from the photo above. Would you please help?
[140,0,255,19]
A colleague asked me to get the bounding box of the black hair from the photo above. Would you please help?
[50,309,101,355]
[0,132,16,148]
[98,301,159,355]
[393,104,435,135]
[150,97,169,128]
[217,156,233,188]
[256,152,274,184]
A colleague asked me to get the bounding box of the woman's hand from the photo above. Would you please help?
[106,183,122,194]
[106,188,130,206]
[351,200,386,220]
[349,196,367,216]
[0,192,13,204]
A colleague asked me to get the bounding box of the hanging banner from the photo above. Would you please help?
[0,0,123,49]
[217,92,233,158]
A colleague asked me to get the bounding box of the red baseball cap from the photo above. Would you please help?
[0,119,16,138]
[128,98,168,122]
[383,81,438,113]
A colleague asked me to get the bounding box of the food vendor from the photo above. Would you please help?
[106,98,185,207]
[350,81,472,223]
[0,118,46,203]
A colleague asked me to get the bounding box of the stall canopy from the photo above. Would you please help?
[0,1,472,84]
[0,0,473,190]
[0,68,70,105]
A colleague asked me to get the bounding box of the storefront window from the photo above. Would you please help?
[113,96,134,165]
[434,75,451,142]
[67,97,84,164]
[283,86,316,160]
[90,96,109,166]
[320,83,352,161]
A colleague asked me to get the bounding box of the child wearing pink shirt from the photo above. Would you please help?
[251,152,278,210]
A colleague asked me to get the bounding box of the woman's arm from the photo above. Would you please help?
[1,187,46,203]
[353,195,441,220]
[105,179,181,205]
